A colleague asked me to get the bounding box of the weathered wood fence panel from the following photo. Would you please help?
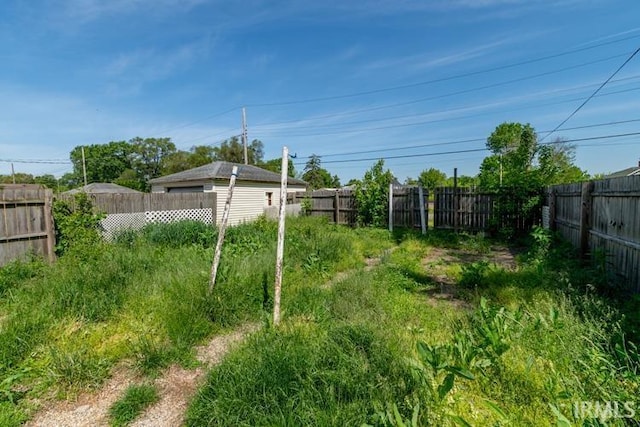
[0,184,55,267]
[434,187,494,230]
[549,183,582,248]
[58,193,217,214]
[546,176,640,293]
[289,188,427,228]
[288,190,358,225]
[59,193,217,240]
[392,187,428,229]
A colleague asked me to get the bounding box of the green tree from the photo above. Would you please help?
[537,140,589,185]
[188,145,216,168]
[0,173,35,184]
[260,158,297,178]
[58,172,80,191]
[354,159,393,227]
[479,122,538,190]
[212,137,264,164]
[114,169,145,191]
[70,141,133,185]
[130,137,177,181]
[161,150,192,175]
[302,154,339,189]
[418,168,447,191]
[34,174,58,189]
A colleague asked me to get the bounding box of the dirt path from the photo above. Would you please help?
[321,249,394,289]
[421,244,518,307]
[27,323,260,427]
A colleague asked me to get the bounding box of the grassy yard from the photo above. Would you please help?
[0,216,638,425]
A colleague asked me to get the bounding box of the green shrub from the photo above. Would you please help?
[52,193,104,255]
[355,160,393,228]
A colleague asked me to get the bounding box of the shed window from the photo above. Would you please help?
[266,192,273,206]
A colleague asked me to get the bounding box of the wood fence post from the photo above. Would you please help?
[418,186,426,235]
[388,183,393,232]
[548,188,557,231]
[43,189,56,263]
[453,168,459,232]
[209,165,239,294]
[579,181,594,258]
[334,190,340,224]
[273,146,289,326]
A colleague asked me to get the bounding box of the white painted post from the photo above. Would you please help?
[209,165,239,294]
[273,147,289,326]
[388,183,394,232]
[418,186,426,235]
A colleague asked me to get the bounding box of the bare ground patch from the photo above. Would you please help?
[26,323,260,427]
[421,244,520,308]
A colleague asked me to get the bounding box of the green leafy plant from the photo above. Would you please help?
[355,159,394,228]
[52,192,104,255]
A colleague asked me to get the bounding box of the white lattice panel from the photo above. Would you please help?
[145,208,213,224]
[101,213,146,240]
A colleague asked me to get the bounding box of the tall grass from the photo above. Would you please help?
[187,227,640,426]
[0,216,387,425]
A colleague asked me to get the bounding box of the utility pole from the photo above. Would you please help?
[11,163,16,184]
[81,146,88,187]
[242,107,248,165]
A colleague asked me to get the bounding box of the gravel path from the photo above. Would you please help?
[27,323,260,427]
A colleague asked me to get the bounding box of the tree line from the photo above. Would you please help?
[3,122,591,195]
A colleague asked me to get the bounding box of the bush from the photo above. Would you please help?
[355,160,393,228]
[52,193,104,255]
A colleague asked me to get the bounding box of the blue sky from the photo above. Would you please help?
[1,0,640,183]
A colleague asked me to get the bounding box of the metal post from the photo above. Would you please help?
[273,146,289,326]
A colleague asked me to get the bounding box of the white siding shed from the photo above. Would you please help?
[149,162,306,226]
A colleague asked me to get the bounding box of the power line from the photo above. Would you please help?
[540,46,640,142]
[254,85,640,138]
[244,34,640,107]
[250,51,633,137]
[0,159,71,164]
[252,74,640,131]
[150,106,241,137]
[305,118,640,159]
[293,131,640,166]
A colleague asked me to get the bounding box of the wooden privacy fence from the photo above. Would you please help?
[288,190,358,225]
[433,187,494,231]
[390,186,428,230]
[546,176,640,293]
[58,192,217,239]
[0,184,55,267]
[288,187,428,228]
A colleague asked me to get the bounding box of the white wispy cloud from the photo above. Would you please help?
[58,0,208,23]
[102,37,213,96]
[364,39,510,72]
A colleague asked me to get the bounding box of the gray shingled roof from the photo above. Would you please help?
[63,183,142,194]
[148,161,307,186]
[606,166,640,179]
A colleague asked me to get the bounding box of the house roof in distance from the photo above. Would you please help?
[605,161,640,179]
[63,183,142,194]
[148,161,307,186]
